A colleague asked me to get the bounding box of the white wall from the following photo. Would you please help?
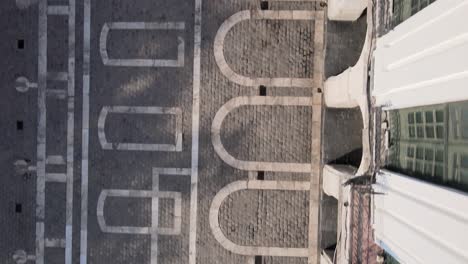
[327,0,367,21]
[373,170,468,264]
[372,0,468,110]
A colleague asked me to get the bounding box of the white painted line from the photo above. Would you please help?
[36,222,45,264]
[209,180,310,257]
[45,173,67,182]
[247,171,257,180]
[47,71,68,81]
[308,11,325,264]
[158,192,182,235]
[45,238,66,248]
[106,22,185,30]
[268,0,322,1]
[211,96,313,173]
[190,1,202,263]
[36,0,47,263]
[99,22,185,67]
[214,10,316,88]
[80,0,90,262]
[97,106,183,152]
[65,0,76,262]
[46,89,67,99]
[47,5,69,15]
[151,171,159,264]
[46,155,65,165]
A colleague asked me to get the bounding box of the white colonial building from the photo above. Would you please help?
[322,0,468,263]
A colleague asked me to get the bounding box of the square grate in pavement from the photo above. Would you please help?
[17,120,23,131]
[15,203,22,213]
[259,85,267,96]
[255,256,262,264]
[257,171,265,180]
[17,39,24,50]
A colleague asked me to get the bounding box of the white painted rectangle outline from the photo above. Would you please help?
[96,189,182,235]
[98,106,183,152]
[99,22,185,67]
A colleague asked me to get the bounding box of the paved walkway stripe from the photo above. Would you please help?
[45,173,67,183]
[47,71,68,81]
[35,0,48,263]
[46,155,65,165]
[80,0,91,262]
[65,0,76,262]
[308,10,325,264]
[45,238,66,248]
[47,5,69,15]
[190,0,203,263]
[151,172,159,264]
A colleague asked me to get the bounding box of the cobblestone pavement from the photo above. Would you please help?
[0,0,329,264]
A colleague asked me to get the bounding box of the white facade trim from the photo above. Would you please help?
[323,2,372,176]
[327,0,367,21]
[373,170,468,264]
[373,0,468,110]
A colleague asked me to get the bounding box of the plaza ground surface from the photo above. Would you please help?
[0,1,366,263]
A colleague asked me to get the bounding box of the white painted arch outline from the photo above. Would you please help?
[98,106,183,152]
[100,22,185,67]
[209,180,310,257]
[211,96,313,173]
[214,10,317,88]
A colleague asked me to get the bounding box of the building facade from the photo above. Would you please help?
[322,0,468,263]
[372,0,468,263]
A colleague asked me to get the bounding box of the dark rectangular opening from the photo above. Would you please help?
[255,256,262,264]
[260,1,268,10]
[16,120,23,131]
[259,85,267,96]
[15,203,22,213]
[17,39,24,50]
[257,171,264,180]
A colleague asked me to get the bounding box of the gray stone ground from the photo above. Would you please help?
[0,0,42,263]
[0,1,366,264]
